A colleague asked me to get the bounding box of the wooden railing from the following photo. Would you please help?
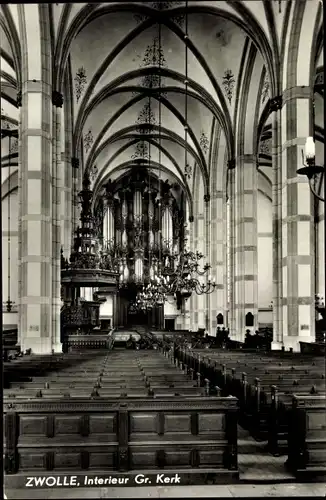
[62,330,115,352]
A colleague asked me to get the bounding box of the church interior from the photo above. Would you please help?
[1,1,325,498]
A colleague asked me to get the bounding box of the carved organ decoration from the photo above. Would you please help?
[99,170,184,288]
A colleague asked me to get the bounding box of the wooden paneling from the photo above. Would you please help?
[4,398,238,477]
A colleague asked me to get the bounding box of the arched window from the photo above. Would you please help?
[245,312,254,327]
[217,313,224,325]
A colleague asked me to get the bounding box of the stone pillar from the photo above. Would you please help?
[204,194,210,332]
[71,157,80,246]
[228,165,236,338]
[233,155,259,341]
[188,216,195,330]
[61,155,72,258]
[281,90,315,351]
[229,180,236,339]
[61,71,73,259]
[19,82,54,353]
[270,97,284,350]
[51,91,63,352]
[195,191,205,330]
[182,247,192,331]
[17,92,22,347]
[17,4,58,354]
[209,191,226,334]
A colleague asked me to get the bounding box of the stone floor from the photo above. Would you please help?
[5,483,326,498]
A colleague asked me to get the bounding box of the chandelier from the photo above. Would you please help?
[161,248,216,296]
[133,235,216,311]
[132,1,217,310]
[134,281,165,311]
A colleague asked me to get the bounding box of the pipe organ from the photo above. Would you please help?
[99,170,184,293]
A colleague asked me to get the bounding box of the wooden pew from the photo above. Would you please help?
[206,361,324,445]
[151,387,206,397]
[267,387,326,456]
[97,389,149,398]
[4,387,95,398]
[4,395,239,484]
[286,394,326,479]
[174,347,325,459]
[4,351,109,387]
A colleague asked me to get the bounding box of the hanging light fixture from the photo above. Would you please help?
[154,0,216,301]
[1,128,18,312]
[297,137,324,201]
[134,1,216,310]
[134,15,163,311]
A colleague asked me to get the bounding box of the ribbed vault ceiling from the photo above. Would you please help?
[1,2,324,201]
[67,3,251,198]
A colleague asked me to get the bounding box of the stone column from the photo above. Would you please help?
[195,195,205,330]
[188,216,195,330]
[233,155,259,341]
[193,214,199,330]
[209,190,226,334]
[17,92,22,347]
[61,155,72,258]
[61,77,73,259]
[179,214,191,331]
[71,157,80,247]
[51,91,63,352]
[270,97,284,349]
[281,89,315,351]
[228,165,236,338]
[204,195,210,332]
[19,80,54,354]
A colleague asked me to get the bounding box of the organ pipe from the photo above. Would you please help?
[162,201,173,251]
[102,200,115,250]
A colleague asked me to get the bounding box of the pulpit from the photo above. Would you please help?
[61,174,118,350]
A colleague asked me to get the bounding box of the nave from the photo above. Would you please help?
[1,3,325,497]
[4,328,326,498]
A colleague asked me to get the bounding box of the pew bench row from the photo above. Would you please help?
[4,396,239,483]
[169,345,326,479]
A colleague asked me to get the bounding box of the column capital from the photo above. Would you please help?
[71,157,80,169]
[227,159,236,170]
[188,215,194,223]
[269,95,283,112]
[52,91,63,108]
[204,194,210,203]
[17,90,22,107]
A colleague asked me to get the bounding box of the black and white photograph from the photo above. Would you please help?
[1,1,325,498]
